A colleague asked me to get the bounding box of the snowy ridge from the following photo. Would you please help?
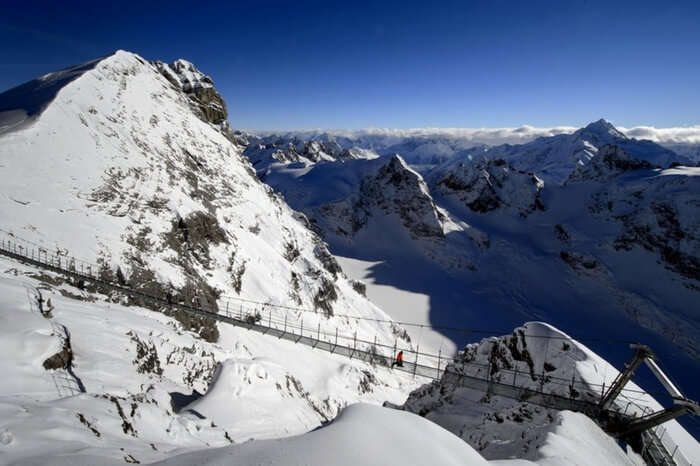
[477,119,686,184]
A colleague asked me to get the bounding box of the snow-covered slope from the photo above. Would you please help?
[0,257,417,464]
[154,403,491,466]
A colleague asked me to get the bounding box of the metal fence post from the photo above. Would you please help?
[413,346,419,378]
[350,332,356,359]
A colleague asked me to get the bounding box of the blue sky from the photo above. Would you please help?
[1,0,699,130]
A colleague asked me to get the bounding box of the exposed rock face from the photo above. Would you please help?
[154,59,228,127]
[614,202,700,284]
[399,323,603,461]
[316,155,446,240]
[432,158,545,217]
[566,146,700,287]
[243,135,379,171]
[567,144,655,183]
[43,335,74,370]
[362,155,446,238]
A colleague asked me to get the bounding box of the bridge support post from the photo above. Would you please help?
[618,404,692,439]
[600,344,655,411]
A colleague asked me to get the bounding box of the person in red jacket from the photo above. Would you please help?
[391,350,404,369]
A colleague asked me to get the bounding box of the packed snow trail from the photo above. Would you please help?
[0,232,693,465]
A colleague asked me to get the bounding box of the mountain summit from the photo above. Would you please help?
[578,118,628,140]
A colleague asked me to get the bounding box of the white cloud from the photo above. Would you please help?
[255,124,700,146]
[259,126,578,146]
[618,125,700,144]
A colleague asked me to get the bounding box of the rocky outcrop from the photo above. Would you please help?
[243,135,379,171]
[154,59,228,126]
[614,202,700,283]
[399,323,599,461]
[567,144,655,183]
[315,155,446,240]
[433,158,545,217]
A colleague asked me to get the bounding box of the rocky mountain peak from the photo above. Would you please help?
[432,157,545,217]
[567,144,655,182]
[154,59,227,126]
[577,119,627,141]
[355,155,445,238]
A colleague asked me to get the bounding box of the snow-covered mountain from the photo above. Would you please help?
[427,157,545,218]
[1,50,698,464]
[243,134,378,170]
[0,50,399,338]
[251,120,689,184]
[479,119,686,184]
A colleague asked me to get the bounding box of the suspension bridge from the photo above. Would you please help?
[0,231,696,465]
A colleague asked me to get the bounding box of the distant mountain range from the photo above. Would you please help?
[247,121,700,403]
[246,119,697,183]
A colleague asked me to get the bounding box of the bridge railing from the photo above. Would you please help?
[612,393,691,466]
